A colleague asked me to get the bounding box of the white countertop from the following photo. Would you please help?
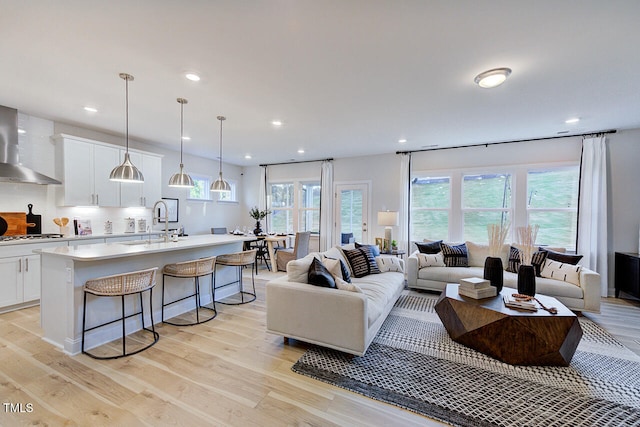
[0,231,163,247]
[37,234,253,261]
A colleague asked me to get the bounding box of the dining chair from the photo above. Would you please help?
[275,232,311,271]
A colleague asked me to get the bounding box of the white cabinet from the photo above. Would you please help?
[54,134,162,207]
[0,254,42,311]
[119,151,162,207]
[55,135,120,206]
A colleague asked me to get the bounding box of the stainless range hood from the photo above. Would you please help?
[0,105,61,185]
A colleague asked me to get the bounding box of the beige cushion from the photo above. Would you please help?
[466,241,509,267]
[286,253,320,282]
[541,260,582,286]
[322,257,344,280]
[375,256,404,273]
[417,252,446,268]
[335,277,362,293]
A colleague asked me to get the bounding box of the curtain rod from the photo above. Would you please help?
[259,158,333,167]
[396,129,617,155]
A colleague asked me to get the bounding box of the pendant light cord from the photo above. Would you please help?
[218,116,225,175]
[180,101,184,164]
[125,76,129,152]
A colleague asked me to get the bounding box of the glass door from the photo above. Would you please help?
[335,183,369,245]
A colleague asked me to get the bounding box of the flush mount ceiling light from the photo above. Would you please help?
[272,120,283,127]
[474,67,512,88]
[565,117,581,124]
[185,73,200,82]
[110,73,144,183]
[83,106,98,113]
[169,98,194,188]
[210,116,231,193]
[398,139,407,144]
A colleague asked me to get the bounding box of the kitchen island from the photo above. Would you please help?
[38,234,253,355]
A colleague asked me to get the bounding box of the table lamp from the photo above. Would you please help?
[377,211,399,250]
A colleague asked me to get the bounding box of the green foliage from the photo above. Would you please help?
[249,206,271,220]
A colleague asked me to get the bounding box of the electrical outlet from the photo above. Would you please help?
[65,267,72,283]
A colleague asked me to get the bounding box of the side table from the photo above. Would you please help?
[380,250,406,259]
[615,252,640,298]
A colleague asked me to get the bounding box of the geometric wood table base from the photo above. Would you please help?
[435,284,583,366]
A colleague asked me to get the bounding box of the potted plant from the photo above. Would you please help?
[391,240,398,251]
[249,206,271,235]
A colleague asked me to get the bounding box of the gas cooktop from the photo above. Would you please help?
[0,233,64,242]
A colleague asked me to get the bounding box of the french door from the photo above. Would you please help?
[334,183,369,245]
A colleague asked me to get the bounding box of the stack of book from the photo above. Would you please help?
[457,277,497,299]
[502,294,538,311]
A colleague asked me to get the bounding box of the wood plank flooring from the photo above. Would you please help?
[1,268,639,426]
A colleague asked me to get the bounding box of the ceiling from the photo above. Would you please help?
[1,1,639,167]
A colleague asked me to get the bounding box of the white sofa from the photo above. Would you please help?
[407,242,601,313]
[266,246,405,356]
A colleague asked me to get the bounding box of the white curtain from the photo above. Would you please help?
[320,160,334,251]
[577,136,608,296]
[259,166,267,230]
[399,153,411,253]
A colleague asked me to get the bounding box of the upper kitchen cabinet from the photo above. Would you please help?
[54,134,162,207]
[54,135,120,206]
[119,150,162,207]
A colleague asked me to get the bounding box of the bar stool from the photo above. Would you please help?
[213,249,257,305]
[82,267,159,360]
[162,256,217,326]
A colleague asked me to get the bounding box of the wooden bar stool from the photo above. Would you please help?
[162,256,217,326]
[213,249,257,305]
[82,267,159,359]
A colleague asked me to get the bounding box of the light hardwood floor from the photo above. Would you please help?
[1,267,639,426]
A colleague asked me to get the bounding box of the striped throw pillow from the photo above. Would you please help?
[540,259,582,286]
[342,247,381,278]
[440,243,468,267]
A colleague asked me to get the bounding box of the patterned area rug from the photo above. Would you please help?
[292,291,640,426]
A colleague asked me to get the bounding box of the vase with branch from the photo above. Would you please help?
[484,222,510,292]
[516,224,539,296]
[249,206,271,235]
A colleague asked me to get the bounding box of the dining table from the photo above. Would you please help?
[241,233,292,271]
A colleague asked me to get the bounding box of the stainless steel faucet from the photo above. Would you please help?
[152,200,169,242]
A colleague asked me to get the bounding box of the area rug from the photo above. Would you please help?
[292,291,640,426]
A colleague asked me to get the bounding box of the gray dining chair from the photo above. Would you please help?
[276,232,311,272]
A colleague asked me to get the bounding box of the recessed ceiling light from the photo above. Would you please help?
[297,149,305,154]
[83,106,98,113]
[565,117,580,124]
[474,67,512,88]
[185,73,200,82]
[244,154,252,159]
[17,129,26,134]
[272,120,283,127]
[398,139,407,144]
[181,136,191,141]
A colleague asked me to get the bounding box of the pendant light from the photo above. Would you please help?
[210,115,231,192]
[110,73,144,183]
[168,98,194,188]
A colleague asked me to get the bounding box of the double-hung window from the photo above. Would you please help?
[411,176,451,241]
[462,173,512,243]
[269,181,321,234]
[527,167,579,250]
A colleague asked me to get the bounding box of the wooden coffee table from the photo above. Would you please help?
[435,284,583,366]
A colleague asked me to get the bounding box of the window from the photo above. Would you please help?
[299,182,321,232]
[268,180,321,234]
[462,173,511,243]
[410,165,579,249]
[270,183,294,233]
[411,176,450,241]
[527,167,579,250]
[217,179,238,203]
[188,174,213,201]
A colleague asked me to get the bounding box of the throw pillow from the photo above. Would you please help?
[417,252,446,268]
[538,247,583,265]
[342,246,381,278]
[335,277,363,293]
[440,242,468,267]
[287,254,319,283]
[375,256,404,273]
[415,240,442,254]
[355,242,381,257]
[506,246,547,276]
[540,259,582,286]
[307,257,336,288]
[322,257,352,283]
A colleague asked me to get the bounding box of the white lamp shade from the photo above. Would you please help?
[378,211,399,226]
